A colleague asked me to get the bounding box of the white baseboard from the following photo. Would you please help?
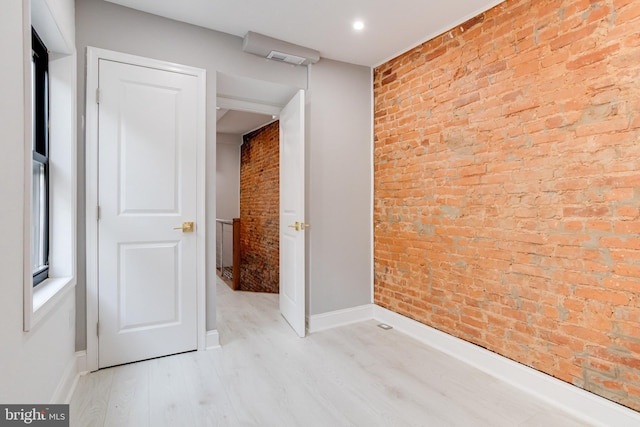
[307,304,374,333]
[52,351,87,404]
[205,330,220,350]
[373,305,640,427]
[74,350,88,375]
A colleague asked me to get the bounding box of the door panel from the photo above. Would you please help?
[118,83,179,214]
[280,235,297,301]
[279,90,306,337]
[119,242,180,330]
[98,59,198,368]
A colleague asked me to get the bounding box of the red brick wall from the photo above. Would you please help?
[374,0,640,410]
[239,121,279,293]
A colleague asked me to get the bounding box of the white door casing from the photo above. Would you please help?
[279,89,306,337]
[85,48,206,371]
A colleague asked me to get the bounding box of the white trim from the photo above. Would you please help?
[52,351,88,404]
[22,0,32,332]
[195,55,208,352]
[216,95,282,116]
[85,47,99,372]
[74,350,88,376]
[369,66,375,305]
[24,11,78,332]
[85,47,207,371]
[307,304,374,333]
[205,330,221,350]
[373,305,640,427]
[32,277,75,324]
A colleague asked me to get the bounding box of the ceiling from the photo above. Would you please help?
[104,0,504,137]
[216,72,297,137]
[216,110,274,135]
[105,0,504,67]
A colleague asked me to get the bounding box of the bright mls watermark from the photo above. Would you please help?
[0,405,68,426]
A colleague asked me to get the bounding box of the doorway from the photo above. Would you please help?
[215,73,306,336]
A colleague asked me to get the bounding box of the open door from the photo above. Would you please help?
[279,90,306,337]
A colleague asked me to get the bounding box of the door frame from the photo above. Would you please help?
[85,47,207,372]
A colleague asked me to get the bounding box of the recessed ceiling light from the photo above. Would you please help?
[353,20,365,31]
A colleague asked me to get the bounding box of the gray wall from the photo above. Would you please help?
[75,0,307,349]
[216,134,241,268]
[75,0,372,349]
[216,133,241,221]
[307,59,373,315]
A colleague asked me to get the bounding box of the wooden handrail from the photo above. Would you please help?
[232,218,240,290]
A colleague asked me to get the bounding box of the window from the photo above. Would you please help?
[31,28,49,286]
[25,6,77,332]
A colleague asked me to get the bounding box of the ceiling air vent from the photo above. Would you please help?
[242,31,320,65]
[267,50,306,65]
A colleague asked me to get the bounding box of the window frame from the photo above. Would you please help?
[24,0,77,333]
[31,27,50,287]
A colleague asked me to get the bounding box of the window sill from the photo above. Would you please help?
[31,276,75,328]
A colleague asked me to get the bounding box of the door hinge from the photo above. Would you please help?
[96,88,101,104]
[96,322,99,337]
[97,206,101,221]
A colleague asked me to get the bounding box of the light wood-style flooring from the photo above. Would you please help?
[70,278,591,426]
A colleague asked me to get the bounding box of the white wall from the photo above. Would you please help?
[75,0,308,344]
[0,0,77,403]
[216,133,242,220]
[307,59,373,315]
[216,133,241,268]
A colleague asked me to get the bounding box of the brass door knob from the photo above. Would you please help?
[173,221,194,232]
[287,221,310,232]
[288,222,301,231]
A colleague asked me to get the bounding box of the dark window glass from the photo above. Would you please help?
[32,28,49,286]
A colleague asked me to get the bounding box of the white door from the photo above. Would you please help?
[279,90,306,337]
[97,59,199,368]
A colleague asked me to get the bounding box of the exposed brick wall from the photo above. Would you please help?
[239,121,279,293]
[374,0,640,411]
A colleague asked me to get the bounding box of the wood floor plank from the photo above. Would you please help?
[103,362,150,427]
[177,350,240,426]
[147,354,200,427]
[70,368,113,427]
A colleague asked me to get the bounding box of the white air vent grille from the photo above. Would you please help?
[267,50,306,65]
[242,32,320,65]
